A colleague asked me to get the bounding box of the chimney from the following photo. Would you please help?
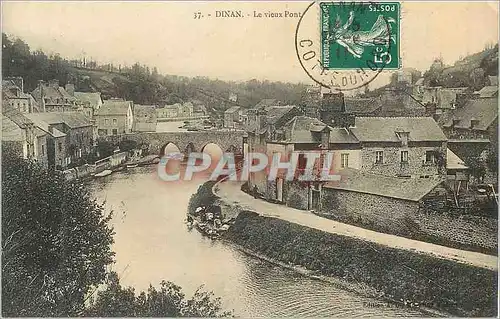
[48,79,59,88]
[65,83,75,96]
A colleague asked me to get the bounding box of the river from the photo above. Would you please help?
[89,166,431,317]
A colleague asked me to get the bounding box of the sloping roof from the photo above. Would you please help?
[97,100,132,116]
[444,97,498,130]
[351,117,447,142]
[2,115,24,141]
[2,106,33,128]
[224,106,241,114]
[447,148,468,170]
[324,168,444,202]
[24,115,66,138]
[281,116,326,143]
[476,86,498,98]
[31,84,75,102]
[74,92,102,107]
[266,105,297,124]
[329,127,359,144]
[34,127,48,137]
[344,97,381,114]
[25,112,91,129]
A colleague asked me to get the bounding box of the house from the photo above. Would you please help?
[351,117,448,178]
[2,105,36,161]
[320,168,446,223]
[440,96,498,160]
[133,105,157,132]
[421,87,470,114]
[95,99,134,136]
[73,91,103,118]
[26,114,67,170]
[2,77,39,113]
[31,79,77,112]
[223,106,243,128]
[26,112,94,167]
[157,102,194,119]
[475,85,498,98]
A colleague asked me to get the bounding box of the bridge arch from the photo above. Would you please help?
[160,142,182,156]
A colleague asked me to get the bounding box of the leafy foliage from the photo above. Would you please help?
[1,149,115,316]
[85,272,232,317]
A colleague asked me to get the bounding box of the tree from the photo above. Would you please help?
[1,150,115,316]
[463,155,487,183]
[97,140,116,159]
[85,272,232,317]
[119,139,138,152]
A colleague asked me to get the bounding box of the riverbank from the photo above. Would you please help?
[221,210,497,317]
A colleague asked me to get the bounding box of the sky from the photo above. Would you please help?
[2,1,499,86]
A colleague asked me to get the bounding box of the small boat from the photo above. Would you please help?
[95,169,112,177]
[126,163,138,168]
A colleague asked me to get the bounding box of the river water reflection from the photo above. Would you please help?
[89,167,431,317]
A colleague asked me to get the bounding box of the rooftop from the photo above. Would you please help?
[351,117,447,142]
[74,92,102,107]
[224,106,241,114]
[476,86,498,98]
[325,168,444,202]
[25,112,92,129]
[97,100,133,116]
[443,97,498,130]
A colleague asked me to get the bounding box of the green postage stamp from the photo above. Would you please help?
[320,1,400,70]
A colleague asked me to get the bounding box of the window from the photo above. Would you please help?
[425,151,435,164]
[41,144,45,156]
[341,153,349,168]
[401,150,408,163]
[112,129,118,135]
[105,119,109,125]
[113,118,117,125]
[375,151,384,164]
[58,142,62,152]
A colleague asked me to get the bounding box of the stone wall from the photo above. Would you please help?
[320,187,498,254]
[360,142,445,177]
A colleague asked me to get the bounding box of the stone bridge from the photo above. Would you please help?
[102,130,245,156]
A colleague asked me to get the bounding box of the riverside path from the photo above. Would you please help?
[214,180,498,271]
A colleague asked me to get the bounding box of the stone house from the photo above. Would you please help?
[31,79,77,112]
[133,105,157,132]
[2,77,39,113]
[26,112,93,167]
[223,106,243,128]
[421,87,470,114]
[2,105,36,160]
[95,99,134,136]
[440,96,498,160]
[319,168,446,228]
[73,91,103,118]
[26,115,66,170]
[352,117,448,178]
[157,102,194,119]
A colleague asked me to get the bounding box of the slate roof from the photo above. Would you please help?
[443,97,498,130]
[25,115,66,138]
[266,105,298,124]
[25,112,92,129]
[344,97,381,114]
[2,106,33,128]
[134,104,156,117]
[97,100,132,116]
[2,115,24,141]
[31,84,76,103]
[324,168,444,202]
[351,117,447,142]
[74,92,102,108]
[279,116,359,144]
[476,86,498,98]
